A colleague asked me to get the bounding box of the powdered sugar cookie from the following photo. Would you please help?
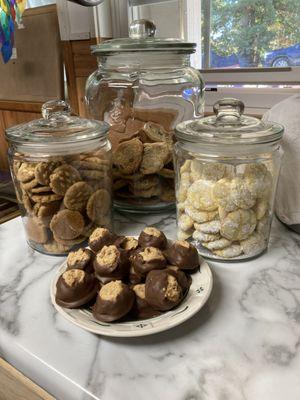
[244,163,273,199]
[177,172,191,202]
[256,214,270,238]
[177,202,186,213]
[218,206,228,220]
[187,179,218,211]
[231,175,256,209]
[253,198,269,220]
[192,230,220,242]
[213,178,236,212]
[185,203,218,223]
[180,160,191,174]
[240,232,265,255]
[202,237,232,251]
[213,244,242,258]
[201,162,227,181]
[177,229,193,241]
[178,213,194,231]
[220,209,256,241]
[194,219,221,234]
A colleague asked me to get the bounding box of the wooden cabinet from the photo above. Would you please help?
[0,101,41,170]
[0,358,54,400]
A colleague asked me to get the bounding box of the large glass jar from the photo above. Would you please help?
[174,98,284,261]
[86,19,204,213]
[5,100,112,256]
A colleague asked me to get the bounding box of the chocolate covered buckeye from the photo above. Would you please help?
[115,236,139,256]
[56,269,98,308]
[128,265,143,285]
[132,246,167,276]
[132,284,160,319]
[92,280,134,322]
[166,266,192,296]
[138,227,167,250]
[145,269,183,311]
[164,240,199,270]
[66,248,94,274]
[88,227,115,253]
[93,245,129,283]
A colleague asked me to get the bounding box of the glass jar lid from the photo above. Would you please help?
[175,98,284,145]
[91,19,196,55]
[5,100,109,148]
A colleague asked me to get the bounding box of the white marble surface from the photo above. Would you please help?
[0,213,300,400]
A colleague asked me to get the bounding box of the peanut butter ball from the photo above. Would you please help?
[92,280,134,322]
[93,245,129,283]
[164,240,199,270]
[145,269,183,311]
[56,269,98,308]
[138,227,167,250]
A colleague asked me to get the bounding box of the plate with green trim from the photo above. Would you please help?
[50,258,213,337]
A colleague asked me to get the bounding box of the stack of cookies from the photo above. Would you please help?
[13,151,112,255]
[176,160,273,259]
[108,107,177,205]
[55,226,201,322]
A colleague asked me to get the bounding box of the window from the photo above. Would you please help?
[201,0,300,69]
[127,0,300,113]
[26,0,55,8]
[199,0,300,113]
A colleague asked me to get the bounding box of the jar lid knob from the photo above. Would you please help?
[129,19,156,39]
[42,100,72,121]
[213,98,244,124]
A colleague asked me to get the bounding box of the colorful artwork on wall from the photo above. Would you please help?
[0,0,26,63]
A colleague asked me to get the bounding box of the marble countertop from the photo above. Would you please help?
[0,212,300,400]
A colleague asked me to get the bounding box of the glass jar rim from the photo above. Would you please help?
[5,100,110,148]
[175,98,284,145]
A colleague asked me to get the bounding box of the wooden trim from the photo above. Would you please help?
[0,358,54,400]
[23,4,57,17]
[0,101,43,113]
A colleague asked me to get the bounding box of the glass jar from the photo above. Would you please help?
[86,19,204,213]
[5,100,112,256]
[174,98,284,261]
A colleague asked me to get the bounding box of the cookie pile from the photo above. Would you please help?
[109,111,176,205]
[177,160,273,259]
[13,151,112,254]
[55,226,201,322]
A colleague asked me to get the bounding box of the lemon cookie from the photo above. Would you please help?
[187,179,218,211]
[192,230,220,242]
[185,203,218,223]
[194,219,221,234]
[213,244,242,258]
[244,163,273,199]
[202,237,232,251]
[240,232,265,255]
[213,178,236,212]
[220,209,256,241]
[178,213,194,231]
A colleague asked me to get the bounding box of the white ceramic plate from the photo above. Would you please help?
[50,259,213,337]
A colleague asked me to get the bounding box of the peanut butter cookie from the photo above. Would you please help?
[113,138,143,175]
[49,165,81,195]
[140,142,170,175]
[64,181,93,211]
[86,189,111,223]
[50,209,85,240]
[25,216,48,244]
[35,161,61,185]
[17,163,36,183]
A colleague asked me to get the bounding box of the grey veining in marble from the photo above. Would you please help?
[0,212,300,400]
